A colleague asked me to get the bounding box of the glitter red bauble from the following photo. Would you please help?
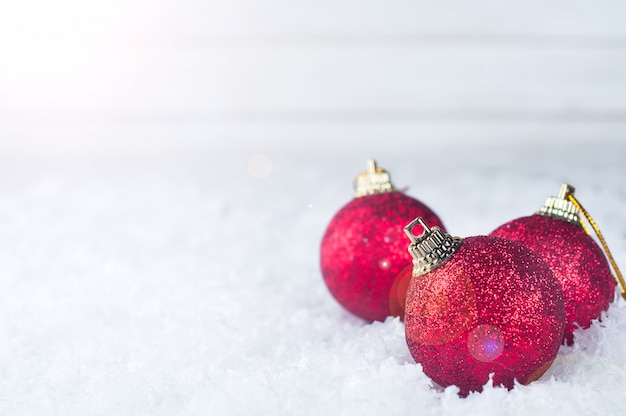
[321,191,445,321]
[404,236,565,396]
[490,215,615,344]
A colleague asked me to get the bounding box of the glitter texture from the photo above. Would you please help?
[491,214,615,344]
[320,191,444,321]
[404,236,565,396]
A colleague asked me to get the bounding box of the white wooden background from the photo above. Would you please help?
[1,1,626,155]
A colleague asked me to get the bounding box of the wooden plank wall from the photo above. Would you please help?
[1,1,626,154]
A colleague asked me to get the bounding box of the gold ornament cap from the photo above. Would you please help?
[404,217,463,277]
[354,160,395,198]
[536,183,582,226]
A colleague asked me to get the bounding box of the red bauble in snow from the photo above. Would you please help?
[403,218,565,396]
[490,183,617,345]
[320,160,445,322]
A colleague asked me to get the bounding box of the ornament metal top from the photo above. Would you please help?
[353,159,395,197]
[536,183,582,226]
[404,217,462,277]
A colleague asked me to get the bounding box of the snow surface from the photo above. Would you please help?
[0,141,625,415]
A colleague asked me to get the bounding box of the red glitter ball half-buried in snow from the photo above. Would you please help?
[490,183,615,345]
[402,218,565,396]
[320,160,445,322]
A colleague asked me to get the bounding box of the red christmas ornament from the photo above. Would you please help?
[490,183,619,345]
[320,160,445,322]
[403,218,565,396]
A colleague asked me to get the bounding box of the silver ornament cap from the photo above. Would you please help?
[404,217,462,277]
[353,160,395,198]
[536,183,582,226]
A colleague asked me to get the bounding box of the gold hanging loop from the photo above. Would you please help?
[567,193,626,301]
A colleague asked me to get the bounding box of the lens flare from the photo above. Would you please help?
[467,324,504,362]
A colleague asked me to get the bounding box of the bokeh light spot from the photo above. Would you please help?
[247,154,273,179]
[467,324,504,362]
[383,226,398,243]
[378,258,390,270]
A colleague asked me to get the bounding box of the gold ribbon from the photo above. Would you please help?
[568,193,626,301]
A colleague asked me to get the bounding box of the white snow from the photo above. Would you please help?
[0,140,625,415]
